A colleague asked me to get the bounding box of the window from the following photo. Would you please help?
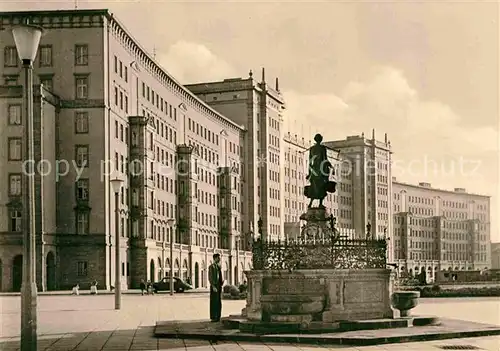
[75,145,89,167]
[75,75,89,99]
[4,46,17,67]
[119,61,123,78]
[76,212,89,234]
[114,55,117,73]
[40,76,53,91]
[76,179,89,201]
[39,45,52,67]
[10,210,22,232]
[4,76,18,85]
[77,261,88,276]
[75,44,88,65]
[8,138,22,160]
[75,112,89,134]
[125,95,129,113]
[9,174,22,196]
[124,66,128,82]
[8,104,21,125]
[114,86,118,105]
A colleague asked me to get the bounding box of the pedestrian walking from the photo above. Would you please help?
[90,280,98,295]
[208,253,224,322]
[146,280,153,295]
[71,283,80,295]
[140,279,146,295]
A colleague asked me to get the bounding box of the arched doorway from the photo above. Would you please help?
[234,266,238,285]
[46,252,56,291]
[182,259,188,281]
[149,259,155,282]
[174,259,180,277]
[12,255,23,292]
[165,258,171,278]
[194,262,199,288]
[201,261,206,287]
[240,262,245,283]
[157,258,162,281]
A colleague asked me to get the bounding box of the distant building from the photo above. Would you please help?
[324,130,393,241]
[393,180,491,281]
[186,71,286,243]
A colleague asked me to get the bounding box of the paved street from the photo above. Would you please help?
[0,295,499,350]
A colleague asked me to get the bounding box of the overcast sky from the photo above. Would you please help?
[5,0,499,241]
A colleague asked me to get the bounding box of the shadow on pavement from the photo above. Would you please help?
[0,326,262,351]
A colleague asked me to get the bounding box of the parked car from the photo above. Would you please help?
[152,277,193,293]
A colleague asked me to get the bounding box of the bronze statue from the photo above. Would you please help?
[304,134,336,208]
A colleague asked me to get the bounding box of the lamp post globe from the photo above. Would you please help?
[110,177,124,194]
[12,25,43,63]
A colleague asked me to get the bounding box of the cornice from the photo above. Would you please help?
[0,9,106,30]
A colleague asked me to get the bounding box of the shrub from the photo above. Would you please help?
[223,284,240,296]
[419,286,500,298]
[431,284,441,293]
[239,283,248,293]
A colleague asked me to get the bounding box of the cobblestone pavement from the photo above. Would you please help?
[0,295,499,350]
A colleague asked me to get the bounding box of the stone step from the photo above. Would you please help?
[222,315,440,335]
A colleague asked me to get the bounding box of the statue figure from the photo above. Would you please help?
[305,134,335,208]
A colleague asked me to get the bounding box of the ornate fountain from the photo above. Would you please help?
[240,134,395,329]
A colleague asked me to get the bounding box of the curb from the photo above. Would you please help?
[154,328,500,346]
[0,289,209,297]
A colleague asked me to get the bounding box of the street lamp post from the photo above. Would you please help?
[12,23,43,351]
[167,219,175,295]
[110,177,124,310]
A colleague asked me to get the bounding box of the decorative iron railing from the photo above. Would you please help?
[252,237,387,270]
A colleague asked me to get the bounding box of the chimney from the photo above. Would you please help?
[372,128,375,140]
[249,69,253,78]
[261,67,266,83]
[275,77,279,91]
[384,133,388,143]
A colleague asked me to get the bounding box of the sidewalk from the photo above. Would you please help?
[1,295,499,350]
[0,288,209,296]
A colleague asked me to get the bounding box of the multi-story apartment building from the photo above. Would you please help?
[392,180,491,281]
[186,71,286,243]
[0,9,251,292]
[324,131,393,242]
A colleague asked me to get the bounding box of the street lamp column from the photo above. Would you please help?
[167,219,175,295]
[110,177,124,310]
[12,23,43,351]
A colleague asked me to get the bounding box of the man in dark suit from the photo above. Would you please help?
[208,253,224,322]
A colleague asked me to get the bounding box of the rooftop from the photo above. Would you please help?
[0,9,245,132]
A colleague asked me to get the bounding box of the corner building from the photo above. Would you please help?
[0,9,251,292]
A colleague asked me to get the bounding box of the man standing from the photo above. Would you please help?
[208,253,224,322]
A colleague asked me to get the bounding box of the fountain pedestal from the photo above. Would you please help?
[243,207,396,325]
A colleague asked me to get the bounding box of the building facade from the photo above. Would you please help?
[186,71,286,243]
[324,131,393,244]
[392,180,491,281]
[0,9,251,292]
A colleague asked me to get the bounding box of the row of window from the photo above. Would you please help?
[4,44,89,67]
[141,82,177,121]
